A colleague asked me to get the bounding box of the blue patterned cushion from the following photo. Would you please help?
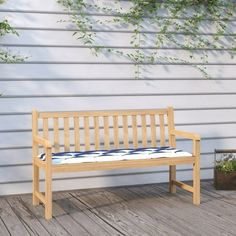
[39,146,192,164]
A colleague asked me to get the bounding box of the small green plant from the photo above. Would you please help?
[0,2,25,62]
[58,0,236,79]
[216,154,236,173]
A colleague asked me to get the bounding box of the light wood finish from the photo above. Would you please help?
[94,116,100,150]
[167,107,176,147]
[32,110,39,206]
[169,165,176,193]
[193,140,201,205]
[74,117,80,151]
[123,115,129,148]
[39,109,168,119]
[53,118,60,152]
[172,180,194,193]
[32,107,201,219]
[170,129,200,141]
[104,116,110,149]
[43,118,49,145]
[84,116,90,151]
[150,114,157,147]
[113,116,119,149]
[159,114,165,146]
[141,115,147,148]
[45,147,52,220]
[35,191,46,204]
[168,107,177,193]
[51,156,195,173]
[132,115,138,148]
[64,117,70,152]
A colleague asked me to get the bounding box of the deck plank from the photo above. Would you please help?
[1,181,236,236]
[75,188,170,236]
[72,189,151,236]
[153,183,236,236]
[21,194,74,236]
[54,192,118,236]
[201,180,236,205]
[107,187,196,236]
[6,195,50,236]
[0,213,11,236]
[0,197,31,236]
[126,184,223,236]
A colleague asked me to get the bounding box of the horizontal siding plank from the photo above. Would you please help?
[0,0,132,13]
[1,95,236,112]
[1,47,235,64]
[2,80,236,96]
[2,30,235,48]
[3,12,236,34]
[0,64,235,79]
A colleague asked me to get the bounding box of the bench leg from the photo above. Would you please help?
[193,160,200,205]
[45,167,52,220]
[33,164,40,206]
[169,165,176,193]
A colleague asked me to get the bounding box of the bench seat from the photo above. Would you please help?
[39,146,192,164]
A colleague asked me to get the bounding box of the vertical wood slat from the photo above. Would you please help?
[123,115,129,148]
[94,116,100,150]
[113,116,119,148]
[104,116,110,149]
[84,116,90,151]
[167,107,176,147]
[150,114,157,147]
[53,117,60,152]
[132,115,138,148]
[74,117,80,151]
[43,118,49,153]
[141,115,147,147]
[43,118,49,140]
[64,117,70,152]
[159,114,166,146]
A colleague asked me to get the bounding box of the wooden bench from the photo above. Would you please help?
[32,107,201,220]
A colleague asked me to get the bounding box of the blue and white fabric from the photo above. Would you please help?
[39,146,192,164]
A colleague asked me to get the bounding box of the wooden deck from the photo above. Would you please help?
[0,180,236,236]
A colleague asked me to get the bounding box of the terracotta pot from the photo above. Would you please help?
[214,168,236,190]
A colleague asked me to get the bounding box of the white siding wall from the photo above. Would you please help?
[0,0,236,195]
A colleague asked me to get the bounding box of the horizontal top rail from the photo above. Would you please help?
[38,109,168,118]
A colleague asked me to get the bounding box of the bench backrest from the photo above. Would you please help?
[32,107,175,152]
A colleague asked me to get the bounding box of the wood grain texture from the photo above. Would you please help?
[2,181,236,236]
[141,115,147,148]
[132,115,138,148]
[122,115,129,148]
[64,117,70,152]
[113,115,119,149]
[84,116,90,151]
[53,117,60,152]
[103,116,110,149]
[150,114,157,147]
[94,116,100,150]
[74,117,80,151]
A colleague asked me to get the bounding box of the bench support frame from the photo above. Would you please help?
[32,107,201,220]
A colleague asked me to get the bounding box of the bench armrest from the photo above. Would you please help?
[33,135,52,148]
[170,130,200,141]
[170,130,200,156]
